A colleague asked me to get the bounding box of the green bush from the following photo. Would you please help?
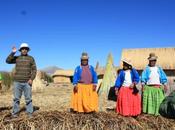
[40,71,53,83]
[0,71,53,91]
[0,71,13,90]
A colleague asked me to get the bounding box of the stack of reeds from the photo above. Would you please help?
[0,108,175,130]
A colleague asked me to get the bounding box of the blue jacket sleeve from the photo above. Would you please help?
[158,67,168,84]
[141,67,149,84]
[115,71,123,88]
[132,68,140,84]
[73,66,79,85]
[90,66,98,84]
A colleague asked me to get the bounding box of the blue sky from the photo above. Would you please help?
[0,0,175,71]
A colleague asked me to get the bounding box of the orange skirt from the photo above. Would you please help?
[70,83,98,113]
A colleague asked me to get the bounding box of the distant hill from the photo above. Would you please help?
[41,66,62,75]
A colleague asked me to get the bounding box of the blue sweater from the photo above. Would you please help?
[141,66,167,85]
[73,65,98,85]
[115,68,140,88]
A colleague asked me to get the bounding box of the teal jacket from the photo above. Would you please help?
[141,66,167,85]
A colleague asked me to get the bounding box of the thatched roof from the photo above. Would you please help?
[52,70,74,77]
[121,47,175,70]
[52,68,105,78]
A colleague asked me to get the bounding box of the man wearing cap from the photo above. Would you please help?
[70,52,98,113]
[141,53,167,115]
[6,43,37,117]
[115,59,141,116]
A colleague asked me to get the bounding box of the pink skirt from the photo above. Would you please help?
[116,87,141,116]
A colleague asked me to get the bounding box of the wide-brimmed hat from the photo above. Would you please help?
[122,59,132,66]
[81,52,89,60]
[19,43,30,51]
[148,53,158,61]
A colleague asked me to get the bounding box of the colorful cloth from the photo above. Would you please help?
[116,87,141,116]
[73,65,97,86]
[143,85,165,115]
[70,83,98,113]
[141,66,167,85]
[115,68,140,89]
[79,65,92,84]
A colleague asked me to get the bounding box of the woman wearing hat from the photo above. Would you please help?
[70,52,98,113]
[141,53,167,115]
[115,59,141,116]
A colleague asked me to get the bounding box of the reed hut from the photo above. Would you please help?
[32,71,45,92]
[52,70,74,83]
[52,68,105,84]
[121,47,175,90]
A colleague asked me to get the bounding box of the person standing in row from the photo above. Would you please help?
[141,53,167,115]
[115,59,141,116]
[6,43,37,117]
[71,52,98,113]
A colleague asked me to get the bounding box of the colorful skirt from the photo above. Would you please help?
[142,85,165,115]
[116,87,141,116]
[70,83,98,113]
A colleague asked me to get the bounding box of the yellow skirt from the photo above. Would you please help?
[70,83,98,113]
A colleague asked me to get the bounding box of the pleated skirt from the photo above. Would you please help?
[70,83,98,113]
[116,87,141,116]
[143,85,165,115]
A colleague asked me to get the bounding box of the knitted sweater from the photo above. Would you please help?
[6,52,37,82]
